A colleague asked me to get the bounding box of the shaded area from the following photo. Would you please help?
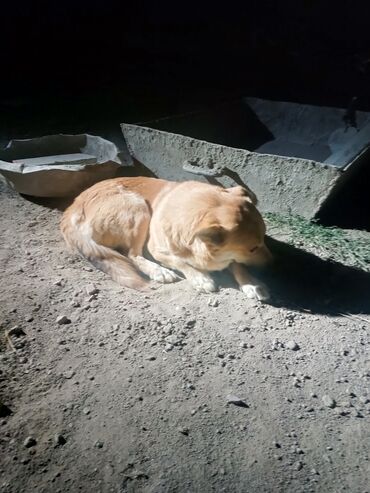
[317,154,370,231]
[257,237,370,315]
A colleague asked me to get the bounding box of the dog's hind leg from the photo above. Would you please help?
[128,220,181,284]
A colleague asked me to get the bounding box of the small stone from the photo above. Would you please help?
[240,342,249,349]
[54,434,66,446]
[208,298,219,307]
[293,461,303,471]
[165,344,174,351]
[56,315,71,325]
[86,284,99,296]
[322,395,336,408]
[178,427,189,436]
[83,407,91,415]
[217,352,225,359]
[25,314,34,322]
[359,395,369,404]
[165,335,180,346]
[226,395,248,408]
[286,340,300,351]
[146,355,156,361]
[24,436,37,448]
[94,440,104,448]
[64,370,75,379]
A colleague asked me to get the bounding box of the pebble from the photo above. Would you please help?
[83,407,91,415]
[322,395,336,408]
[86,285,99,296]
[240,342,249,349]
[94,440,104,448]
[146,355,156,361]
[226,395,248,408]
[165,344,174,351]
[24,436,37,448]
[178,427,189,436]
[56,315,71,325]
[208,298,219,307]
[286,340,300,351]
[293,461,303,471]
[165,335,180,346]
[54,434,66,446]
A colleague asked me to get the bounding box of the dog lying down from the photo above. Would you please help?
[61,177,272,300]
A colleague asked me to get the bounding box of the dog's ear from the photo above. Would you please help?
[227,185,258,205]
[192,226,226,246]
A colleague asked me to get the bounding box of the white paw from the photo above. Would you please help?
[241,283,270,301]
[150,266,181,284]
[190,274,217,293]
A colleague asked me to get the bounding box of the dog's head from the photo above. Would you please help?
[190,185,272,270]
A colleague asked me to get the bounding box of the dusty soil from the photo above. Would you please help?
[1,178,370,493]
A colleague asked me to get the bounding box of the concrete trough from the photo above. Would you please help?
[121,97,370,219]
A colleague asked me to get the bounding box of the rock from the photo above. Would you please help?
[56,315,71,325]
[293,461,303,471]
[322,395,336,408]
[226,395,249,408]
[54,434,66,446]
[94,440,104,448]
[208,298,219,307]
[165,335,180,346]
[64,370,75,379]
[240,342,249,349]
[178,427,189,436]
[165,344,174,351]
[83,407,91,415]
[86,284,99,296]
[24,436,37,448]
[286,340,300,351]
[359,395,369,404]
[25,314,34,322]
[146,355,156,361]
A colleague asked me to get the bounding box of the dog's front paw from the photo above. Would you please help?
[190,274,217,293]
[241,283,270,301]
[150,266,181,284]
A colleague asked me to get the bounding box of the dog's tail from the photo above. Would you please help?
[60,208,148,290]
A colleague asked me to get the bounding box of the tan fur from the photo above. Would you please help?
[61,177,272,299]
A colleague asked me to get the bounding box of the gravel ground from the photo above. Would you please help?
[1,178,370,493]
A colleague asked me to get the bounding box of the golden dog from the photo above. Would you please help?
[61,177,271,300]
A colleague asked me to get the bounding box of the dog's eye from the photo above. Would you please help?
[250,246,259,253]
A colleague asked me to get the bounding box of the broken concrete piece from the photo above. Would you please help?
[13,153,96,167]
[0,134,133,198]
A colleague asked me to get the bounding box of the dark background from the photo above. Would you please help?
[1,1,370,113]
[1,1,370,229]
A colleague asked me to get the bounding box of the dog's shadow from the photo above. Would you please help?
[215,236,370,316]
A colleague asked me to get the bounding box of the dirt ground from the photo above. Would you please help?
[0,177,370,493]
